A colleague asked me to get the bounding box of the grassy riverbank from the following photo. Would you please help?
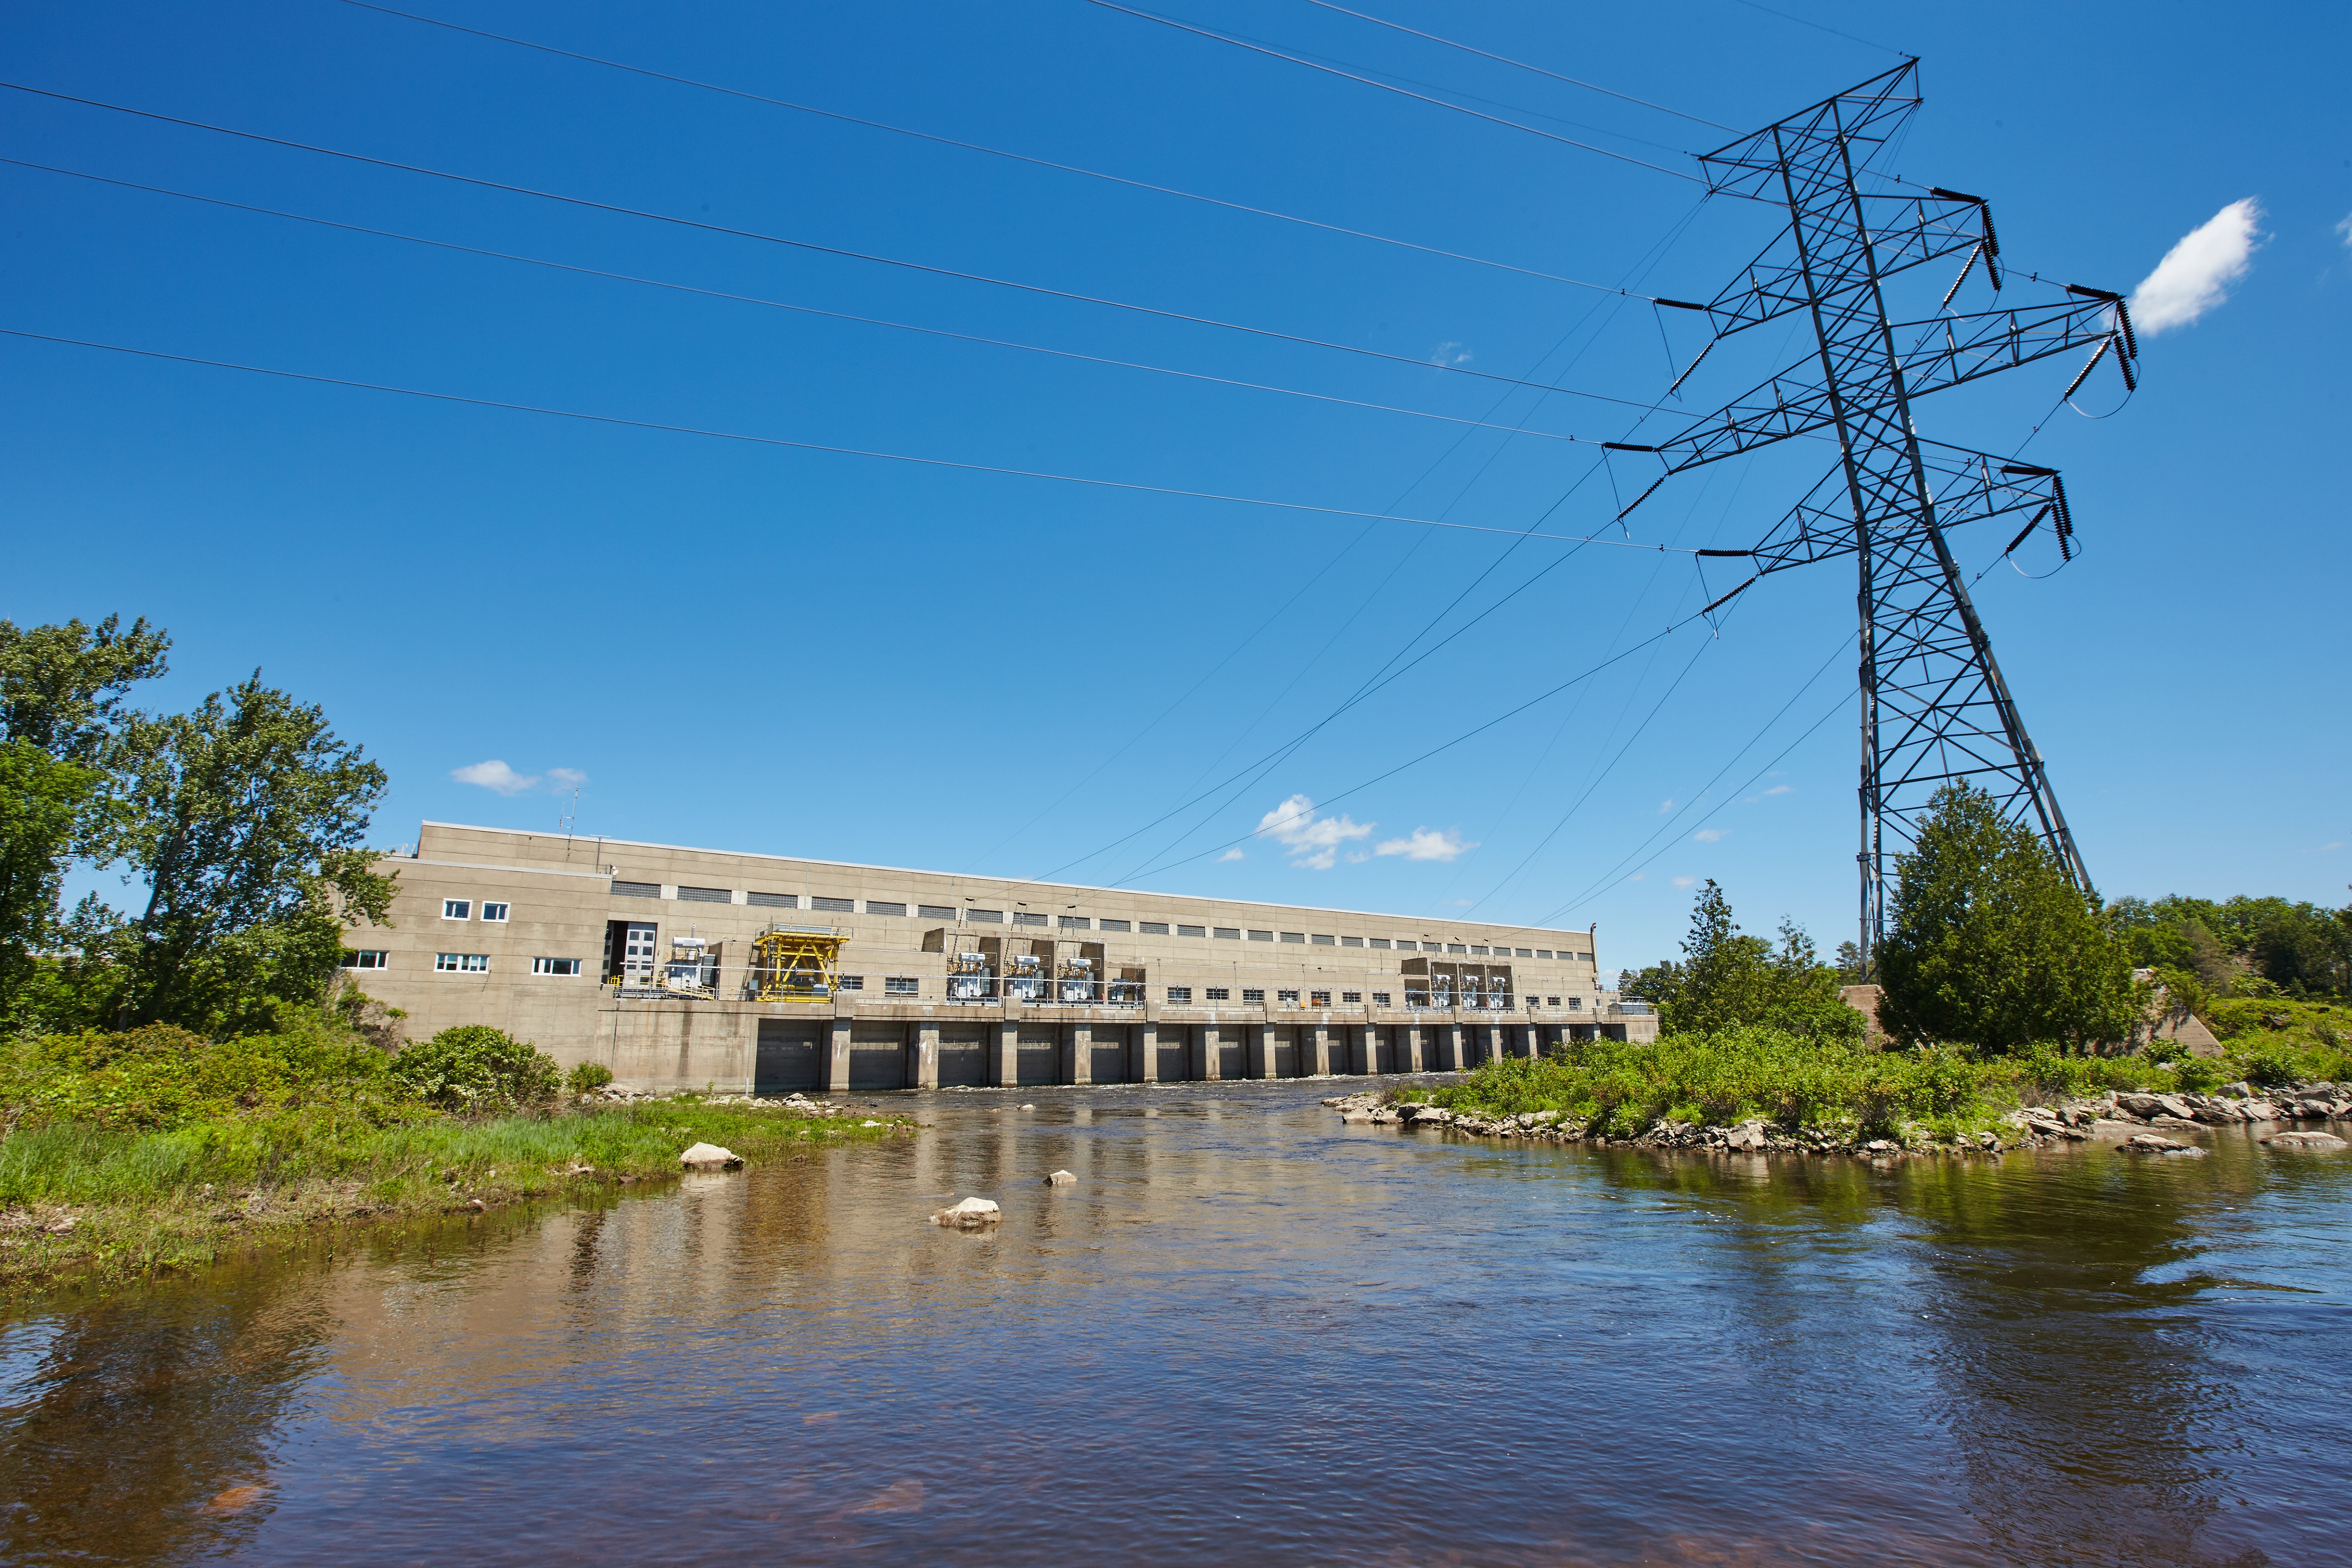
[0,1019,912,1296]
[1403,1025,2352,1142]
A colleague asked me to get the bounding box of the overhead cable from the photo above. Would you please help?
[0,82,1674,416]
[0,327,1725,553]
[336,0,1644,299]
[1296,0,1732,129]
[1074,0,1706,182]
[2,159,1598,449]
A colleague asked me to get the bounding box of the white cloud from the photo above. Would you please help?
[1627,872,1646,883]
[452,759,538,796]
[1217,847,1246,862]
[1374,827,1477,863]
[546,767,588,790]
[1671,875,1697,888]
[2338,213,2352,249]
[1762,784,1792,796]
[2130,198,2264,334]
[1658,798,1674,814]
[1255,793,1373,871]
[1429,340,1472,366]
[1693,827,1729,843]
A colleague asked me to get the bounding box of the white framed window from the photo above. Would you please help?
[1447,943,1468,955]
[1279,931,1304,944]
[1250,930,1275,943]
[1310,990,1331,1006]
[1310,933,1334,946]
[533,957,582,976]
[1099,919,1131,933]
[917,904,955,920]
[883,976,919,995]
[340,949,389,970]
[442,899,471,921]
[868,902,907,917]
[1470,945,1489,955]
[1278,988,1300,1004]
[435,953,489,973]
[1537,949,1554,960]
[1568,997,1583,1011]
[1370,938,1391,950]
[1340,935,1362,947]
[1213,927,1240,940]
[1142,922,1171,935]
[481,901,510,923]
[1058,915,1089,930]
[1205,987,1230,1001]
[1341,991,1361,1004]
[1241,988,1264,1003]
[1372,991,1391,1006]
[838,975,865,991]
[1547,995,1561,1006]
[1178,924,1206,938]
[1166,986,1193,1003]
[1012,911,1049,927]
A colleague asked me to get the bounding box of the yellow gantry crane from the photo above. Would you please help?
[747,925,845,1001]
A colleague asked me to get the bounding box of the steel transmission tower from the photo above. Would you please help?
[1609,63,2138,975]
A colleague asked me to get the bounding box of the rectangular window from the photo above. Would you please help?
[1341,991,1361,1004]
[676,885,730,904]
[1142,922,1171,935]
[533,957,582,976]
[1547,995,1561,1007]
[1277,989,1300,1005]
[1447,943,1468,955]
[1568,996,1582,1011]
[1098,919,1130,933]
[1311,990,1331,1006]
[1280,931,1306,944]
[340,949,389,970]
[1515,947,1533,958]
[1012,911,1047,927]
[442,899,471,921]
[1214,927,1240,940]
[611,880,659,899]
[1166,986,1193,1003]
[1470,945,1489,955]
[811,896,855,913]
[435,953,489,973]
[1397,939,1419,952]
[1058,915,1089,930]
[1310,933,1335,947]
[884,976,919,995]
[1537,949,1554,960]
[838,974,865,991]
[1249,930,1275,942]
[748,891,797,909]
[1370,938,1391,950]
[1372,991,1391,1006]
[967,908,1004,923]
[480,901,510,923]
[917,904,955,921]
[867,901,906,917]
[1340,935,1362,947]
[1242,988,1264,1003]
[1205,987,1230,1001]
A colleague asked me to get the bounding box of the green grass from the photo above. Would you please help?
[1398,1024,2350,1143]
[0,1098,910,1296]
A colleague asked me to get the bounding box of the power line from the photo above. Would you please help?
[1295,0,1733,129]
[0,81,1676,416]
[0,158,1601,450]
[0,326,1723,553]
[1074,0,1706,182]
[335,0,1648,299]
[1720,0,1913,61]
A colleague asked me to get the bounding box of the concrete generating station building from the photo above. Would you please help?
[345,823,1659,1093]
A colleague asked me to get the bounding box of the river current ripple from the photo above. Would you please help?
[2,1080,2346,1566]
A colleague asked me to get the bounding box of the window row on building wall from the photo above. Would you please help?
[601,878,1590,959]
[438,899,509,922]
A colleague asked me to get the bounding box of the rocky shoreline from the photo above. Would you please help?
[1325,1081,2352,1159]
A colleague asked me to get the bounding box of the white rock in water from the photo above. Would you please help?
[1044,1170,1077,1186]
[931,1196,1002,1228]
[679,1142,744,1170]
[2262,1130,2348,1151]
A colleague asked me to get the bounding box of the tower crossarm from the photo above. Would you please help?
[1736,445,2074,576]
[1687,191,1995,340]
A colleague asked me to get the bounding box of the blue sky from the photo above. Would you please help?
[6,0,2346,972]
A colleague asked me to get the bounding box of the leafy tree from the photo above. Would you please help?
[1627,881,1865,1043]
[109,675,394,1032]
[391,1026,562,1112]
[0,616,169,1018]
[1875,784,2141,1053]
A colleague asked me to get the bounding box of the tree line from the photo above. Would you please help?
[0,616,389,1036]
[1628,783,2348,1054]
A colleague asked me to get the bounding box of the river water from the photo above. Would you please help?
[2,1080,2346,1567]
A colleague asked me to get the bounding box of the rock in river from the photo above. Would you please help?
[931,1196,1003,1228]
[2261,1131,2348,1151]
[2123,1133,2207,1157]
[679,1142,745,1170]
[1044,1170,1077,1186]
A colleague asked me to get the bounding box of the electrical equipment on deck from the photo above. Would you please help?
[946,949,993,1001]
[659,936,719,999]
[1056,955,1097,1005]
[1004,953,1046,1002]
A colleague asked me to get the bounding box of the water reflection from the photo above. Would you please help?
[0,1085,2343,1567]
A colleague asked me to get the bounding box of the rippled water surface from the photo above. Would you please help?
[3,1080,2348,1566]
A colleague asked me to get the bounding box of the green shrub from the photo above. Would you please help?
[566,1061,615,1096]
[389,1026,561,1112]
[0,1017,396,1131]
